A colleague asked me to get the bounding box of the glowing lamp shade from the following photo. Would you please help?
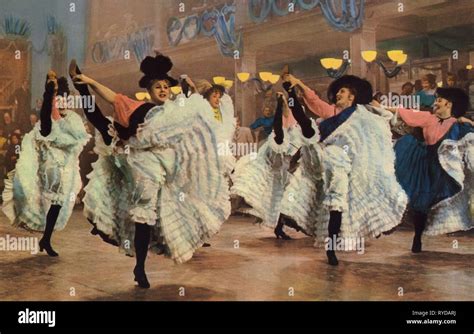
[466,65,473,70]
[268,74,280,84]
[320,58,333,69]
[237,72,250,82]
[223,80,234,89]
[361,51,377,63]
[395,53,407,65]
[135,92,150,101]
[387,50,407,65]
[213,76,226,85]
[387,50,403,61]
[331,58,343,70]
[170,86,182,95]
[320,58,343,70]
[259,72,272,81]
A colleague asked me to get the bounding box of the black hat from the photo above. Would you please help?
[327,75,373,105]
[138,54,179,89]
[436,87,470,117]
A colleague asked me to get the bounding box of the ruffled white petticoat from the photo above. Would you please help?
[281,105,408,242]
[83,94,231,263]
[426,132,474,235]
[230,125,304,228]
[210,93,237,175]
[2,111,91,231]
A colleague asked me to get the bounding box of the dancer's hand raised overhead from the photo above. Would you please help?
[71,73,95,86]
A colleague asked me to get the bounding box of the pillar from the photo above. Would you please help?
[349,23,378,90]
[234,49,257,127]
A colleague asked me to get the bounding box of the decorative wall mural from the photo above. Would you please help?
[167,2,242,58]
[248,0,365,32]
[91,13,154,64]
[1,15,32,38]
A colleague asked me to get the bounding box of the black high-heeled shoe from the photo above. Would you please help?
[274,226,291,240]
[39,239,59,257]
[133,266,150,289]
[68,59,80,79]
[281,217,311,236]
[411,236,422,253]
[326,250,338,266]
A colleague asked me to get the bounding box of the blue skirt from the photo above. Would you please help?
[394,123,473,214]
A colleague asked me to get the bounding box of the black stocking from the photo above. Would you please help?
[133,223,151,288]
[273,95,284,145]
[71,66,113,145]
[39,204,62,257]
[412,211,427,253]
[326,210,342,265]
[283,82,315,139]
[134,223,151,270]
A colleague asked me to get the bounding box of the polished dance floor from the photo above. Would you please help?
[0,210,472,301]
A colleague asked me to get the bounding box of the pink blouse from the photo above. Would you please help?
[282,110,297,128]
[114,94,145,127]
[397,107,456,145]
[51,97,61,121]
[302,87,340,119]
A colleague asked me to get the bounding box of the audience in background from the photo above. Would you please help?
[414,79,423,94]
[415,74,437,110]
[5,133,21,174]
[23,113,39,133]
[31,98,42,117]
[232,116,255,159]
[445,72,458,88]
[249,106,274,144]
[2,112,17,138]
[401,82,414,96]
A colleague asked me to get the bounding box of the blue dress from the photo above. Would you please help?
[318,106,356,142]
[395,123,473,214]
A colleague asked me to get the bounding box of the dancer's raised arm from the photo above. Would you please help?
[285,74,338,119]
[283,81,315,139]
[71,73,117,105]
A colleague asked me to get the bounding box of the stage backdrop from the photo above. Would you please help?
[0,0,88,107]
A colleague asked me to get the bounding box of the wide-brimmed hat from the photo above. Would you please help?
[327,75,373,105]
[436,87,470,117]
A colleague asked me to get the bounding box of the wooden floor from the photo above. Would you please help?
[0,210,473,301]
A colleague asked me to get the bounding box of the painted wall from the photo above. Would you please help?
[0,0,88,106]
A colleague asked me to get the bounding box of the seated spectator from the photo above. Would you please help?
[5,133,21,173]
[401,82,414,96]
[249,106,274,143]
[445,72,458,88]
[23,113,38,133]
[31,98,42,117]
[0,128,7,186]
[415,74,437,110]
[233,116,255,158]
[414,79,423,93]
[2,112,17,138]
